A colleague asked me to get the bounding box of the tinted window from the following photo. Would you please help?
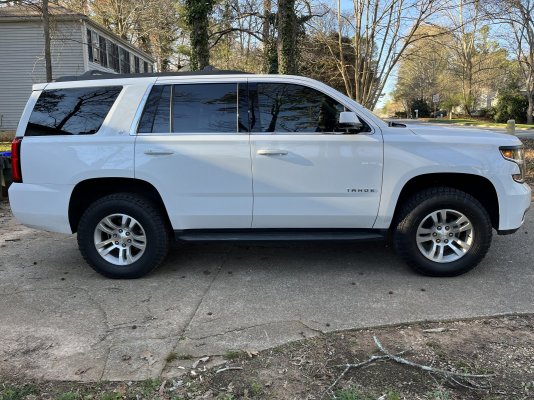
[171,84,238,133]
[253,83,345,133]
[26,86,122,136]
[138,85,171,133]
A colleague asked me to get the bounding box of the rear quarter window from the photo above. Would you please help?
[25,86,122,136]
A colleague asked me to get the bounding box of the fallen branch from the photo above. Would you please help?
[215,366,243,374]
[323,335,493,397]
[372,336,494,379]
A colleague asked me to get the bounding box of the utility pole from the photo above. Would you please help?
[42,0,52,82]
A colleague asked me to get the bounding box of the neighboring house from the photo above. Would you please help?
[0,4,155,130]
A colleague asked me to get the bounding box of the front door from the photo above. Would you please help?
[249,82,383,228]
[135,81,252,230]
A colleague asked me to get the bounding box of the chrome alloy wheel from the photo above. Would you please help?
[416,209,474,263]
[93,214,147,266]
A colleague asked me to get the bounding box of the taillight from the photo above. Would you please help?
[11,137,22,183]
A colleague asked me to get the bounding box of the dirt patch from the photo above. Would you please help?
[2,315,534,399]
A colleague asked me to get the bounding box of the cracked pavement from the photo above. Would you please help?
[1,199,533,381]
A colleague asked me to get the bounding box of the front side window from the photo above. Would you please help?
[252,83,346,133]
[26,86,122,136]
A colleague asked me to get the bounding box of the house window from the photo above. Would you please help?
[86,28,93,61]
[108,42,120,72]
[99,36,108,68]
[143,61,148,73]
[134,56,140,73]
[119,47,130,73]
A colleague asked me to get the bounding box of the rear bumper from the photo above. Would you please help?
[8,182,73,234]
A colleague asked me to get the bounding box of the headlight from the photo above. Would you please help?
[500,146,525,183]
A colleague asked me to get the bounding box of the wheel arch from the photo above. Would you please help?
[69,178,171,233]
[392,173,499,230]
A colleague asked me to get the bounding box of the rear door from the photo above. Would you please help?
[134,80,253,230]
[249,81,383,228]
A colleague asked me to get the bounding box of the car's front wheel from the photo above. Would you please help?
[393,187,492,276]
[77,193,170,279]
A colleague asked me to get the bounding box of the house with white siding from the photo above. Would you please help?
[0,4,155,130]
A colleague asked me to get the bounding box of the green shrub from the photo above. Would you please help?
[410,99,431,118]
[494,92,528,123]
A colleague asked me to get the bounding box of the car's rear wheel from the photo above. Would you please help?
[78,193,170,278]
[394,187,492,276]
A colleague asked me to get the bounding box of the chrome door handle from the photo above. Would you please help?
[257,149,288,156]
[144,150,174,156]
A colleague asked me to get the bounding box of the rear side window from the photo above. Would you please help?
[172,83,238,133]
[138,85,171,133]
[26,86,122,136]
[138,83,247,134]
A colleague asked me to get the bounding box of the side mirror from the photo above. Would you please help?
[338,111,363,130]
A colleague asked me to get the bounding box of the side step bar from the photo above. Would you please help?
[174,229,387,242]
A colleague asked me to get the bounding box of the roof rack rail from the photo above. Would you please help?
[55,66,250,82]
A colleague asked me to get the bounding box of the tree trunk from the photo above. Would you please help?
[186,0,214,71]
[42,0,52,82]
[277,0,298,74]
[527,91,533,125]
[262,0,278,73]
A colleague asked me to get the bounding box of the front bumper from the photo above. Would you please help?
[497,181,531,232]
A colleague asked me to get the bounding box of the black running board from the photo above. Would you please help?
[173,229,387,242]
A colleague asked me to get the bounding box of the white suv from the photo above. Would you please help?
[8,71,531,278]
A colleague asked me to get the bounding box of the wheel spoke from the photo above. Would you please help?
[126,248,135,264]
[98,244,116,256]
[417,234,432,243]
[435,245,444,262]
[98,222,114,235]
[417,228,433,235]
[439,210,447,224]
[103,217,119,230]
[95,238,114,249]
[453,238,471,250]
[448,242,465,256]
[131,240,146,250]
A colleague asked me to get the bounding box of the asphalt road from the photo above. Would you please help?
[1,200,533,382]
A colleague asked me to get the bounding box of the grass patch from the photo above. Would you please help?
[421,118,534,130]
[224,350,242,360]
[0,383,39,400]
[165,351,178,363]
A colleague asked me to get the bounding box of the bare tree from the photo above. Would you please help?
[309,0,455,109]
[1,0,53,81]
[485,0,534,124]
[42,0,52,81]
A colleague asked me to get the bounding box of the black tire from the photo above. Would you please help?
[393,187,492,277]
[77,193,170,279]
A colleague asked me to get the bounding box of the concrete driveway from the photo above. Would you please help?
[1,200,533,382]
